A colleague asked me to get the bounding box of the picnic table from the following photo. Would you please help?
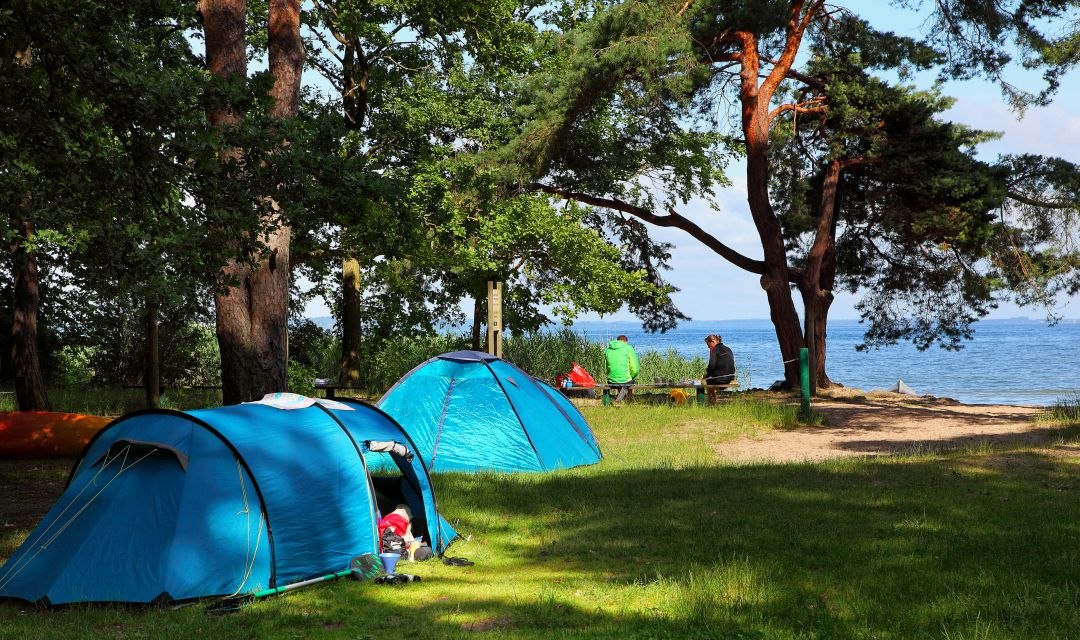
[593,381,739,405]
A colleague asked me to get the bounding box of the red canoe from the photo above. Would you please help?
[0,412,114,458]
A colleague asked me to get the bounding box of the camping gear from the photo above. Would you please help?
[375,573,420,585]
[568,362,596,387]
[555,362,597,389]
[379,553,401,576]
[0,412,112,458]
[209,553,381,614]
[377,350,602,473]
[0,395,457,606]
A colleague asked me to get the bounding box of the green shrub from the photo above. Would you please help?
[289,319,340,378]
[503,331,709,384]
[287,360,318,396]
[503,328,604,382]
[1047,393,1080,423]
[54,346,96,387]
[636,348,707,384]
[362,333,470,392]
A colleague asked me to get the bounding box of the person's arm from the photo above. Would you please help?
[628,348,640,380]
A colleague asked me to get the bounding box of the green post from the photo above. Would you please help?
[799,347,811,418]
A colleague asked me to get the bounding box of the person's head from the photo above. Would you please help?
[617,335,629,343]
[705,334,721,348]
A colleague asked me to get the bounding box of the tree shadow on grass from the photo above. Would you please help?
[434,451,1080,638]
[4,450,1080,638]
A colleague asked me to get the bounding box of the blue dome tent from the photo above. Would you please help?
[0,395,456,606]
[377,351,602,473]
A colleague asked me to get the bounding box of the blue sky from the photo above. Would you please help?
[304,2,1080,323]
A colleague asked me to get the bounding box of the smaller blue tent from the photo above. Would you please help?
[0,396,456,606]
[377,351,602,473]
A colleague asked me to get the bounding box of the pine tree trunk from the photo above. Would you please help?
[810,293,834,387]
[215,237,290,404]
[736,29,805,387]
[10,215,50,411]
[204,0,303,404]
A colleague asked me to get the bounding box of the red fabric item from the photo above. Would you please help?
[378,513,409,538]
[569,362,596,388]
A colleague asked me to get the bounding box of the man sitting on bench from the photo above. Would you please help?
[605,335,640,403]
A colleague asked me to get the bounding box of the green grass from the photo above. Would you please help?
[1044,393,1080,423]
[2,400,1080,639]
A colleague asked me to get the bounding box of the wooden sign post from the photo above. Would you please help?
[486,280,503,358]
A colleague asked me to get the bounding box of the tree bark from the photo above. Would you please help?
[268,0,305,120]
[339,256,362,385]
[798,155,867,388]
[204,0,303,404]
[215,239,290,404]
[10,215,50,411]
[199,0,246,129]
[733,23,808,387]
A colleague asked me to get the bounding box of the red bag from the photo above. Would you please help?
[568,362,596,388]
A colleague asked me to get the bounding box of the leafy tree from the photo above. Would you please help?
[299,0,681,384]
[300,0,523,383]
[501,0,1080,387]
[1,0,210,409]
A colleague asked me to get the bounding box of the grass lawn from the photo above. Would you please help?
[2,398,1079,639]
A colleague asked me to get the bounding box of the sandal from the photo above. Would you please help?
[442,556,474,567]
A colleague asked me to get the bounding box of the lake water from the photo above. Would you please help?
[566,318,1080,407]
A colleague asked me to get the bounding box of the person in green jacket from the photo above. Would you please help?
[605,335,640,403]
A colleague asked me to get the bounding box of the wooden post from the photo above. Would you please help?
[145,300,160,409]
[486,280,503,358]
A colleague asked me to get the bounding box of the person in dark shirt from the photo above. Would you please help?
[703,334,735,404]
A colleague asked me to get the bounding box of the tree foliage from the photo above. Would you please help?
[897,0,1080,107]
[496,0,1080,386]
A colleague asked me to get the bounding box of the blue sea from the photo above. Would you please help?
[564,318,1080,407]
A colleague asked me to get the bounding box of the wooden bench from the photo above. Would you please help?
[313,384,367,399]
[594,381,739,405]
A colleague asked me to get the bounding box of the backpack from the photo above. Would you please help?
[380,527,407,555]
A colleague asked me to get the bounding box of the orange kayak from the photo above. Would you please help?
[0,412,113,458]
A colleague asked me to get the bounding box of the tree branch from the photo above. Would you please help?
[769,100,827,122]
[1006,189,1077,210]
[784,67,827,91]
[530,183,766,275]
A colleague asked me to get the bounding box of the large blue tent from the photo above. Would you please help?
[0,396,456,606]
[377,351,602,473]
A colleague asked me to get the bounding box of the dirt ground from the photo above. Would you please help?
[717,388,1080,463]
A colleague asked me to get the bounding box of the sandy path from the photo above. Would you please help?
[717,391,1068,463]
